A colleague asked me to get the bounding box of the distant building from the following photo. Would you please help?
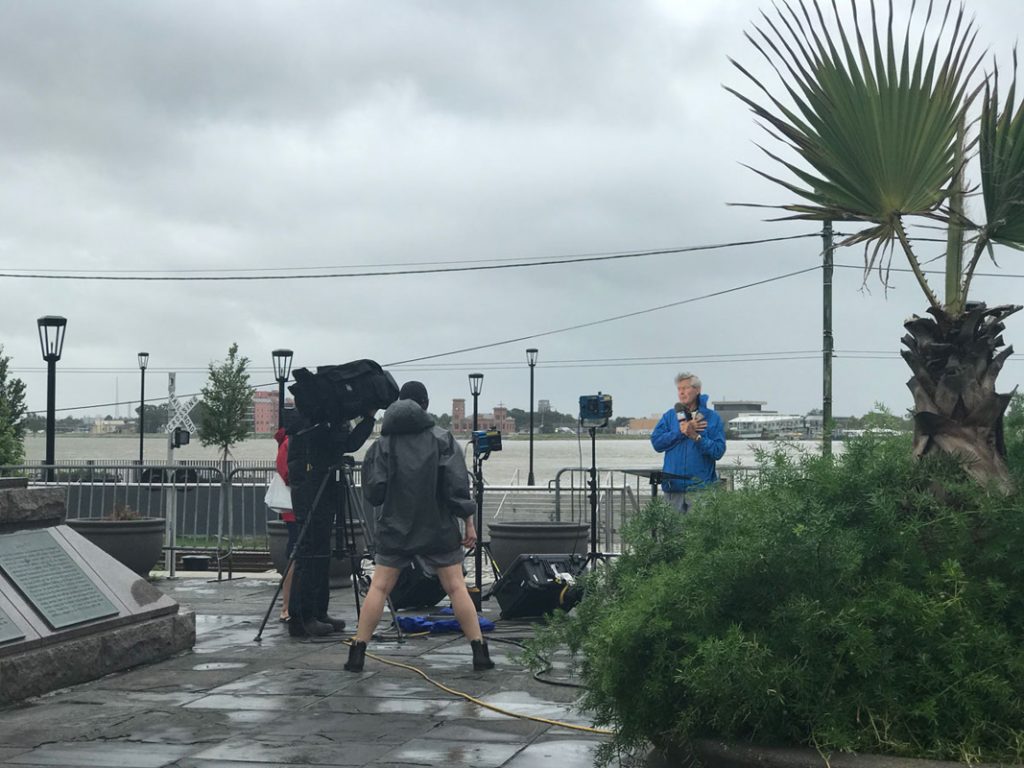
[728,413,806,439]
[252,390,294,434]
[451,398,516,434]
[620,416,659,436]
[91,418,128,435]
[714,399,768,426]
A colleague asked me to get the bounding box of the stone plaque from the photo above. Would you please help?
[0,605,24,644]
[0,530,118,630]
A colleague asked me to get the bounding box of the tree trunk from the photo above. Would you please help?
[901,302,1021,492]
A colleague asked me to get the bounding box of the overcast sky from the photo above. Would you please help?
[2,0,1021,426]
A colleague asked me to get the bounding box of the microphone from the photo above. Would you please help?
[674,402,692,422]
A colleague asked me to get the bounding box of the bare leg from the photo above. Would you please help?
[353,565,401,644]
[280,564,294,619]
[436,564,482,642]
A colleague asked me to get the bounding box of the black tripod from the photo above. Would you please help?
[254,459,402,642]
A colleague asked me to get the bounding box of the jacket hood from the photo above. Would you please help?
[381,399,435,435]
[273,427,286,445]
[698,393,710,410]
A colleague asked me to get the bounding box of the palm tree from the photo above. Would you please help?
[728,0,1024,490]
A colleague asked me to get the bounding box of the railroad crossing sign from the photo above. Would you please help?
[166,373,198,434]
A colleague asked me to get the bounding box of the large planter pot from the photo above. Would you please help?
[66,517,166,577]
[267,519,367,588]
[488,521,590,573]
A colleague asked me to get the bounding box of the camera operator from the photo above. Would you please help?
[287,408,376,638]
[344,380,494,673]
[651,372,726,514]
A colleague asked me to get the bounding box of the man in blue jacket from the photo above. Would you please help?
[650,372,726,513]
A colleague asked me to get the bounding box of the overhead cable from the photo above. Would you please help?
[0,233,820,281]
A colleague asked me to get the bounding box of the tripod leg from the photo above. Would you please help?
[254,558,296,642]
[255,472,330,641]
[341,470,369,623]
[385,596,404,642]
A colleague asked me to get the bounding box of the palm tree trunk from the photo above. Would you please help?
[901,302,1021,492]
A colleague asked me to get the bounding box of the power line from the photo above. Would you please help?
[0,233,820,281]
[386,265,823,365]
[1,237,817,275]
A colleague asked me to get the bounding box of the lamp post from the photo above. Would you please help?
[468,372,483,431]
[138,352,149,465]
[526,348,538,486]
[271,349,293,429]
[37,316,67,481]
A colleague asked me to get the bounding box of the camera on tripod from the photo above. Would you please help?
[289,359,399,425]
[472,429,502,457]
[579,393,613,428]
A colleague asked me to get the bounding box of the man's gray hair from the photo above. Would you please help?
[674,372,702,389]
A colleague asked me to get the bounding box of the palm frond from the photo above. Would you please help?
[727,0,980,233]
[980,48,1024,251]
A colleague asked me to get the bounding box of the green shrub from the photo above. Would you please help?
[526,434,1024,763]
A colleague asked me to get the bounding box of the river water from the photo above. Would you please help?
[22,434,843,485]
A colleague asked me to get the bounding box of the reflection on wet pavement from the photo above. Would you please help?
[0,574,608,767]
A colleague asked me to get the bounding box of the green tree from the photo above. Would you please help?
[135,403,170,433]
[0,346,27,464]
[853,402,912,432]
[729,1,1024,490]
[197,343,251,463]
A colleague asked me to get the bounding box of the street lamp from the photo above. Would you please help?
[37,316,67,481]
[138,352,149,465]
[526,348,538,486]
[468,372,483,431]
[272,349,294,429]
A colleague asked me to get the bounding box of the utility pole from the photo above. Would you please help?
[822,220,834,457]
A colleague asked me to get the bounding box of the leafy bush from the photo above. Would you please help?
[526,434,1024,763]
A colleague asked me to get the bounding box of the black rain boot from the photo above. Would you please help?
[317,615,346,633]
[302,617,334,637]
[471,639,495,671]
[344,641,367,672]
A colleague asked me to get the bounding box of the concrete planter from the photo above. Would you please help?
[267,518,366,587]
[65,517,165,577]
[488,521,590,573]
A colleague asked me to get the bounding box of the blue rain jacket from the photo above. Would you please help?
[650,393,726,493]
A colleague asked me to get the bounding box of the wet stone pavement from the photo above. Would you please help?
[0,574,607,767]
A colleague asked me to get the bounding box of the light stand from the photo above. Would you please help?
[467,372,484,608]
[586,425,600,568]
[468,437,502,609]
[526,348,538,486]
[272,349,293,429]
[579,393,613,570]
[138,352,149,465]
[37,316,67,482]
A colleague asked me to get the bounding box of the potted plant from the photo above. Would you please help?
[67,503,166,577]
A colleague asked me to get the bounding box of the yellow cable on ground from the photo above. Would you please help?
[342,639,613,736]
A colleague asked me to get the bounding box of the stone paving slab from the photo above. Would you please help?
[0,574,608,767]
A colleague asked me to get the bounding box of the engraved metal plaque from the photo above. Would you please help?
[0,605,24,644]
[0,530,118,630]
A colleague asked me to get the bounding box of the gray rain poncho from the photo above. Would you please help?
[362,399,475,557]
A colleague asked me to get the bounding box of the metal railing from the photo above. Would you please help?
[2,460,761,568]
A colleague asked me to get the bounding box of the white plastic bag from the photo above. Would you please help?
[264,473,291,512]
